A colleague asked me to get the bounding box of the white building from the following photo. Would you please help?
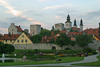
[55,23,64,31]
[8,23,23,34]
[30,24,41,36]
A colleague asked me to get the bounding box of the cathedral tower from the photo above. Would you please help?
[65,14,72,32]
[80,19,83,31]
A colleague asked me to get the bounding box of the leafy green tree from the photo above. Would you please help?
[53,30,60,35]
[55,33,71,50]
[74,30,78,32]
[70,41,76,47]
[30,34,42,43]
[41,27,44,31]
[69,28,74,32]
[0,44,15,54]
[24,29,29,35]
[40,29,52,36]
[75,33,93,47]
[51,26,54,31]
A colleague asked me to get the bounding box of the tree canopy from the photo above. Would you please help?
[40,29,52,36]
[0,44,15,54]
[53,30,60,35]
[30,34,42,43]
[55,33,71,49]
[75,33,93,47]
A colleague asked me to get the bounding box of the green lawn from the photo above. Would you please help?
[0,57,84,66]
[72,56,100,66]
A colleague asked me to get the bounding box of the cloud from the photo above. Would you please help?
[42,4,74,10]
[0,0,22,17]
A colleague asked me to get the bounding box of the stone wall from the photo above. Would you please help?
[12,43,61,50]
[12,40,100,50]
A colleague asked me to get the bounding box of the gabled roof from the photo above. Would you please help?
[0,34,20,40]
[16,26,23,32]
[13,32,33,44]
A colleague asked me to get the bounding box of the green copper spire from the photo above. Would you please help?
[80,19,83,26]
[73,19,77,26]
[67,14,70,22]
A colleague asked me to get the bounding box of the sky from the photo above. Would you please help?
[0,0,100,34]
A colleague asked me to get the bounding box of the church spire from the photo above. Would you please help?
[73,19,77,26]
[80,19,83,26]
[66,14,70,22]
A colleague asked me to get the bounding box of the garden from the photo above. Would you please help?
[0,47,98,66]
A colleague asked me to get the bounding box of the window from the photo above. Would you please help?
[22,40,23,42]
[25,40,27,42]
[14,36,16,38]
[17,40,19,42]
[6,40,7,42]
[22,35,24,37]
[10,40,12,42]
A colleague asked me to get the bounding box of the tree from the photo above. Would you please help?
[55,33,71,50]
[51,26,54,31]
[0,44,15,54]
[70,40,76,47]
[40,29,52,36]
[69,28,74,32]
[24,29,29,35]
[30,34,42,43]
[75,33,93,47]
[53,30,60,35]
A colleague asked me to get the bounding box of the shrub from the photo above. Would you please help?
[82,47,97,54]
[0,44,15,54]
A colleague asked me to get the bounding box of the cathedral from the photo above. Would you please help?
[54,14,83,32]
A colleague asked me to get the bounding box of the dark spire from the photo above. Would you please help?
[66,14,70,22]
[73,19,77,26]
[80,19,83,26]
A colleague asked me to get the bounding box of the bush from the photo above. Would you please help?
[0,44,15,54]
[65,48,71,50]
[82,47,97,54]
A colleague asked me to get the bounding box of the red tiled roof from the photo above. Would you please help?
[0,34,20,40]
[83,28,99,37]
[60,31,67,33]
[16,26,23,32]
[41,36,54,43]
[72,27,80,31]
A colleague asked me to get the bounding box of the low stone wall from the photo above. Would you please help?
[12,40,100,50]
[12,43,61,50]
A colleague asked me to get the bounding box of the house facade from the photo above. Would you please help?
[8,23,23,34]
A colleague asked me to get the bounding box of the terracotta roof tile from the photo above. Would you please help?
[72,27,80,31]
[16,26,23,32]
[0,34,20,40]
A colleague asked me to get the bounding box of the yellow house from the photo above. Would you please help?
[13,32,33,44]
